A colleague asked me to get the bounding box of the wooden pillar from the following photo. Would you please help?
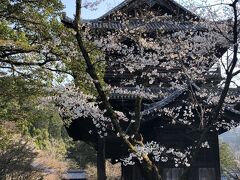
[215,135,221,180]
[97,137,106,180]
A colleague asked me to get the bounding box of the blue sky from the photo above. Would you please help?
[61,0,124,19]
[61,0,223,19]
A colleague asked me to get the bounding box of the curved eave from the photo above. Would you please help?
[64,116,128,159]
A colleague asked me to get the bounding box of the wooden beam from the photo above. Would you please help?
[97,137,106,180]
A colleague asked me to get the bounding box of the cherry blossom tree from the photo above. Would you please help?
[59,0,240,179]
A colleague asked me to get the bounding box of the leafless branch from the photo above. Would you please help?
[0,57,59,67]
[195,3,230,9]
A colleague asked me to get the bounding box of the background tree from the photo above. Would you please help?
[0,124,39,179]
[0,0,99,178]
[220,142,237,173]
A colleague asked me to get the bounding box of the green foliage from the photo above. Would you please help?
[0,0,73,150]
[0,125,13,151]
[0,0,68,82]
[67,141,97,168]
[0,77,44,121]
[0,0,105,93]
[15,104,66,150]
[0,75,68,152]
[0,124,40,180]
[0,0,102,172]
[220,142,237,172]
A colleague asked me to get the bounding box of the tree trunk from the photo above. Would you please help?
[140,159,162,180]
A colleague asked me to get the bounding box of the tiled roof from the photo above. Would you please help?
[139,84,240,122]
[87,20,206,31]
[109,87,178,100]
[96,0,198,20]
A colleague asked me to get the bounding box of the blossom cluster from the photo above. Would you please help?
[54,86,111,136]
[121,141,191,167]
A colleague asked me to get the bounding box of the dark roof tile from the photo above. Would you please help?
[86,21,207,31]
[141,88,186,118]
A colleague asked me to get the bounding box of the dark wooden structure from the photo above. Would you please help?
[62,169,87,180]
[62,0,240,179]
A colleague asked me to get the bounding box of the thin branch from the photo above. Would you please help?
[195,3,230,9]
[4,14,41,25]
[230,80,240,88]
[0,57,58,67]
[126,96,143,136]
[181,1,240,179]
[43,67,73,76]
[0,48,39,58]
[232,69,240,76]
[220,56,228,73]
[211,0,239,122]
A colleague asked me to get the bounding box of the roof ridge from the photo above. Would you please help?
[93,0,198,21]
[96,0,134,21]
